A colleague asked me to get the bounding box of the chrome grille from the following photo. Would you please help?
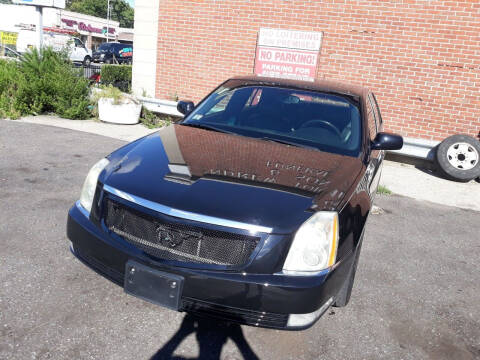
[104,199,260,266]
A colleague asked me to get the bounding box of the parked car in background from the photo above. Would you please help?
[92,42,133,64]
[0,45,21,61]
[16,29,92,65]
[67,76,403,330]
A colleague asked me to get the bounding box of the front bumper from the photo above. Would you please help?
[92,55,106,63]
[67,202,354,330]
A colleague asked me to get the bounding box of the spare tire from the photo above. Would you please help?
[436,134,480,182]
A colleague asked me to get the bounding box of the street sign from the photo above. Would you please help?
[254,28,323,82]
[0,32,18,46]
[12,0,65,9]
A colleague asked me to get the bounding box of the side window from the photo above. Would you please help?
[367,95,377,140]
[74,38,83,47]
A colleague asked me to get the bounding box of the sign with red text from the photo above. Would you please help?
[61,18,115,35]
[255,28,322,82]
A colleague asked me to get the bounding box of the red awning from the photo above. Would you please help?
[43,27,78,36]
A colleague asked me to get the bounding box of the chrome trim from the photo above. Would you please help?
[76,200,90,218]
[102,184,273,234]
[277,268,331,277]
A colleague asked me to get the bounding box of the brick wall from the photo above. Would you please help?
[155,0,480,141]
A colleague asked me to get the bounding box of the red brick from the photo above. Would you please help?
[154,0,480,141]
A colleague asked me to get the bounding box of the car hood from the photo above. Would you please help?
[103,125,363,234]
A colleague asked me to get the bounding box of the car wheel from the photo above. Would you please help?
[334,231,364,308]
[83,56,91,66]
[435,134,480,182]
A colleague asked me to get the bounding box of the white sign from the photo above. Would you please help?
[12,0,65,9]
[258,28,322,51]
[255,28,323,81]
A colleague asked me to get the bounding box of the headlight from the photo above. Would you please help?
[79,158,109,213]
[283,211,339,274]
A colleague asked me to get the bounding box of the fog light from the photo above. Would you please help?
[287,297,334,328]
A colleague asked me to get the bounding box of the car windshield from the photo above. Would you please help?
[182,81,362,156]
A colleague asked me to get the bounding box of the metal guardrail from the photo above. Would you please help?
[389,137,439,161]
[137,96,183,117]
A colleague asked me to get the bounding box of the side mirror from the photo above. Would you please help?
[371,132,403,150]
[177,100,194,116]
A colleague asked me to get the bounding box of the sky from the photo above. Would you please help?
[126,0,135,7]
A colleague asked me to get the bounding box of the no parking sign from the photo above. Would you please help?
[254,28,322,82]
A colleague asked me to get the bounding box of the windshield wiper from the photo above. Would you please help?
[259,137,318,150]
[180,122,236,135]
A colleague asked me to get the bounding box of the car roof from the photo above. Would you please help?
[228,75,368,98]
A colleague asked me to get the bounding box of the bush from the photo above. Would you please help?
[100,65,132,92]
[93,85,125,105]
[0,47,91,119]
[0,60,23,119]
[140,107,179,129]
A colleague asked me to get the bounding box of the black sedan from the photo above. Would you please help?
[67,76,403,330]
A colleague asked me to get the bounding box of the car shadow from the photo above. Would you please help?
[414,165,480,183]
[413,166,447,180]
[150,314,260,360]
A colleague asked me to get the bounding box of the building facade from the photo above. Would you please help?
[0,4,132,51]
[132,0,479,141]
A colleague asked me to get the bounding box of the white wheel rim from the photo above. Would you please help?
[446,142,479,170]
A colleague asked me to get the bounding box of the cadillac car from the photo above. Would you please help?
[67,76,403,330]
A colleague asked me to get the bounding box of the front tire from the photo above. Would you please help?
[436,134,480,182]
[334,232,364,307]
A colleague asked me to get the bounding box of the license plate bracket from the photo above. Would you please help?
[124,260,184,310]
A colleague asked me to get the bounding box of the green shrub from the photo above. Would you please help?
[100,65,132,92]
[92,85,125,105]
[140,107,179,129]
[0,60,24,119]
[0,47,91,119]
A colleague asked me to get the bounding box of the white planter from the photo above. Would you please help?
[98,98,141,125]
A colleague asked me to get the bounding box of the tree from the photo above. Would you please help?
[111,0,134,28]
[68,0,134,28]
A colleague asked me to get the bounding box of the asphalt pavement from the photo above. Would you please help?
[1,120,479,360]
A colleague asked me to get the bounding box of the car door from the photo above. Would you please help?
[366,93,383,198]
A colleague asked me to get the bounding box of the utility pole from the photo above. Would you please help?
[36,5,43,49]
[106,0,110,43]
